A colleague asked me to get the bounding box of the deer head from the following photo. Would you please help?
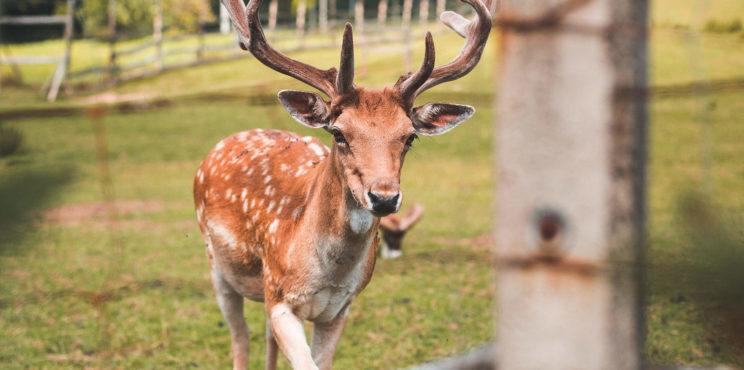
[220,0,491,216]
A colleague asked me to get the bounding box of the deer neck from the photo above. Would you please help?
[304,146,378,257]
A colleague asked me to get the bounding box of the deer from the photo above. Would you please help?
[194,0,491,368]
[379,204,425,259]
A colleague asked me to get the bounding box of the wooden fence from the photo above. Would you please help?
[1,0,459,100]
[0,0,75,101]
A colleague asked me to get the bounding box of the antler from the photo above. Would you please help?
[220,0,355,100]
[395,0,492,108]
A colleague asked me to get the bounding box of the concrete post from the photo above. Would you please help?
[494,0,648,368]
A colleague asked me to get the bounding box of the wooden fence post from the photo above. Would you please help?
[377,0,388,28]
[354,0,364,33]
[320,0,329,33]
[47,0,75,101]
[494,0,648,368]
[107,0,117,85]
[197,0,206,61]
[401,0,412,71]
[268,0,278,40]
[220,0,231,34]
[435,0,445,21]
[154,0,164,72]
[418,0,429,26]
[297,0,307,47]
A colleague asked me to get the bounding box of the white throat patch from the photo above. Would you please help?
[349,208,373,234]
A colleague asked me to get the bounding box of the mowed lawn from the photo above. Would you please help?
[1,22,744,370]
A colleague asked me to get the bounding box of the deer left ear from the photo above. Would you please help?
[278,90,331,128]
[410,103,475,136]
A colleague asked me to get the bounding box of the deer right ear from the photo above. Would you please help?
[278,90,331,128]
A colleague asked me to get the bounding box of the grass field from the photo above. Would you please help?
[1,5,744,369]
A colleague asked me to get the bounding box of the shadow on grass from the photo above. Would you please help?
[0,165,74,256]
[649,190,744,362]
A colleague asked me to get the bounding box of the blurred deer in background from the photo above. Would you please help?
[194,0,491,368]
[379,204,424,259]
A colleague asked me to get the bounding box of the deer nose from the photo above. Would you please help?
[367,191,400,215]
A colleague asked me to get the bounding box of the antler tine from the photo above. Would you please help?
[412,0,492,98]
[221,0,340,99]
[395,32,435,109]
[219,0,251,50]
[336,23,355,96]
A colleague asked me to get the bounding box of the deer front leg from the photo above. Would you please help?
[265,317,279,370]
[310,305,350,370]
[268,303,318,370]
[211,269,251,370]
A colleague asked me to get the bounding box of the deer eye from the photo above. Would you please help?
[330,129,347,145]
[404,134,418,149]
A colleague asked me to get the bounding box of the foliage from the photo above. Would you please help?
[76,0,215,38]
[163,0,215,34]
[76,0,154,38]
[291,0,318,14]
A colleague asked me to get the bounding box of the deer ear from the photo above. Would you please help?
[278,90,331,128]
[410,103,474,136]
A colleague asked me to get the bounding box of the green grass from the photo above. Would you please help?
[2,4,744,368]
[0,97,494,368]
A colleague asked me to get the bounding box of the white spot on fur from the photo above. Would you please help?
[264,175,272,184]
[243,200,249,213]
[269,219,279,233]
[208,220,238,249]
[349,208,373,234]
[265,186,273,196]
[267,201,276,213]
[308,143,324,156]
[302,136,313,143]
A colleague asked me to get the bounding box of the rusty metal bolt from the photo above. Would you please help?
[528,208,568,255]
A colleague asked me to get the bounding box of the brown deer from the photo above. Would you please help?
[194,0,491,368]
[379,204,425,259]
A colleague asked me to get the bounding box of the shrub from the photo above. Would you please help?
[0,125,23,157]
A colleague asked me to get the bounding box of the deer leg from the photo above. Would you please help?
[265,317,279,370]
[268,303,318,370]
[310,305,350,370]
[211,269,251,370]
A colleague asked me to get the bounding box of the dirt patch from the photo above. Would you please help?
[82,92,154,105]
[43,200,164,228]
[433,232,495,247]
